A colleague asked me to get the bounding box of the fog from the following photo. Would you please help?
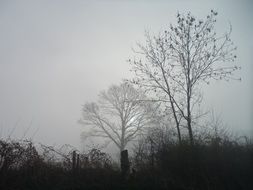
[0,0,252,150]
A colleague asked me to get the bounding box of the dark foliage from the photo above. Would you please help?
[131,135,253,190]
[0,136,252,190]
[0,139,119,190]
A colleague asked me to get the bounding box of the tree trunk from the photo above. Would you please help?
[120,149,130,180]
[175,118,182,145]
[186,33,194,146]
[161,65,182,145]
[169,96,182,144]
[187,86,194,146]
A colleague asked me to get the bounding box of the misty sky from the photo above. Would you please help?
[0,0,252,149]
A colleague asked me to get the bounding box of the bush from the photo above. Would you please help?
[131,133,253,190]
[0,135,252,190]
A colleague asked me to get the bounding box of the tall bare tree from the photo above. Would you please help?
[129,10,240,145]
[79,82,154,152]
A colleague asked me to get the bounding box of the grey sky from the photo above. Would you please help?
[0,0,252,149]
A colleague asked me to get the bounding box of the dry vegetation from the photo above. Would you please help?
[0,131,252,190]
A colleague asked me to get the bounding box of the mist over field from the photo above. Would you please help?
[0,0,252,150]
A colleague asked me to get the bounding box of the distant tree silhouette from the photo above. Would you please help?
[79,82,155,170]
[129,10,240,145]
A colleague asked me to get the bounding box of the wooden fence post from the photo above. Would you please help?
[72,150,76,171]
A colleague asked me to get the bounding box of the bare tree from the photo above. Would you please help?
[129,10,240,145]
[79,82,154,153]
